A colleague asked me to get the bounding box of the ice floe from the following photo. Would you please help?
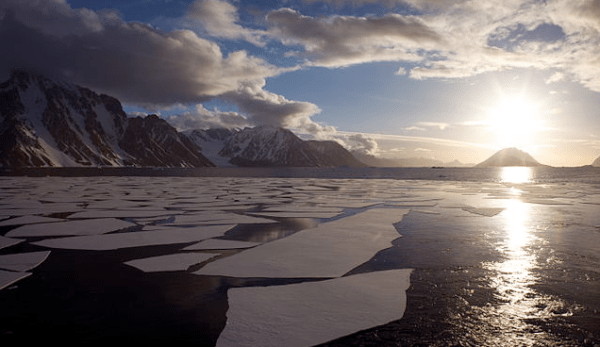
[6,218,136,237]
[216,269,412,347]
[0,236,23,250]
[125,252,219,272]
[194,208,409,278]
[67,210,177,219]
[247,211,343,219]
[166,212,276,226]
[0,251,51,272]
[0,270,31,290]
[183,239,262,250]
[33,225,234,250]
[0,215,65,226]
[462,207,505,217]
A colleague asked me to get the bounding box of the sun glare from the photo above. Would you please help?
[487,95,546,148]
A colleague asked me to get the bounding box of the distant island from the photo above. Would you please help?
[475,148,547,167]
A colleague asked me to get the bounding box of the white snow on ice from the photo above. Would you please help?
[0,216,65,226]
[0,251,51,272]
[194,208,409,278]
[183,239,262,250]
[32,225,234,250]
[6,218,136,237]
[0,270,31,291]
[0,236,23,250]
[216,269,412,347]
[124,252,220,272]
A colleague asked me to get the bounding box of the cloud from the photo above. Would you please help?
[404,126,425,131]
[418,122,451,130]
[166,104,251,131]
[258,0,600,94]
[0,0,332,134]
[265,8,444,68]
[0,0,286,107]
[186,0,265,46]
[342,133,380,155]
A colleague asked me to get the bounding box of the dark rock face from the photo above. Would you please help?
[475,147,545,167]
[0,71,213,167]
[120,115,214,167]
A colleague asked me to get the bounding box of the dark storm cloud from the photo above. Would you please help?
[0,0,283,106]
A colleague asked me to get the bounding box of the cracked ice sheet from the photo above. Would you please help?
[0,270,31,291]
[32,225,234,250]
[217,269,412,347]
[0,251,51,272]
[124,252,219,272]
[6,218,136,238]
[194,208,409,278]
[0,236,23,250]
[166,213,276,226]
[183,239,261,250]
[247,211,343,219]
[67,210,178,219]
[0,216,65,226]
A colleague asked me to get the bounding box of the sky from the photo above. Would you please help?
[1,0,600,166]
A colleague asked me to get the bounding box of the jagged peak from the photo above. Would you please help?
[5,69,75,92]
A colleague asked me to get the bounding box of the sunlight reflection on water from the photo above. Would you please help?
[476,198,572,345]
[500,167,534,184]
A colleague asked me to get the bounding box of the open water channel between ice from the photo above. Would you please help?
[1,167,599,346]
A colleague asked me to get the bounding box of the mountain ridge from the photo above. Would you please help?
[475,147,546,167]
[0,70,213,167]
[0,71,365,168]
[185,126,366,167]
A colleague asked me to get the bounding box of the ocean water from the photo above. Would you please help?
[0,167,599,346]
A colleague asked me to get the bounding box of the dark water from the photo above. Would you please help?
[323,208,600,346]
[2,165,600,184]
[1,168,600,346]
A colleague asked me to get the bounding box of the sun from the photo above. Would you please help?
[487,94,546,149]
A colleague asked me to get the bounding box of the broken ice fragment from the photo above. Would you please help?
[6,218,136,237]
[124,253,219,272]
[217,269,412,347]
[0,236,23,250]
[33,225,234,250]
[166,212,277,225]
[0,251,51,272]
[183,239,261,250]
[0,216,65,226]
[462,207,505,217]
[0,270,31,291]
[194,209,408,278]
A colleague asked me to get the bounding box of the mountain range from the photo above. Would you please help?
[2,71,598,169]
[0,71,364,168]
[185,127,365,167]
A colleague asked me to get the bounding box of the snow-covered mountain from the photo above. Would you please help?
[475,148,546,167]
[185,126,366,167]
[0,71,213,167]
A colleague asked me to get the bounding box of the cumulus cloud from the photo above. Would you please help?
[0,0,334,134]
[0,0,286,107]
[265,8,444,67]
[166,104,251,131]
[186,0,266,46]
[220,79,326,133]
[341,133,380,155]
[257,0,600,93]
